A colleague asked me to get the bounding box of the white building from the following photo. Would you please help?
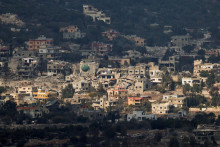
[182,77,201,86]
[162,93,185,108]
[83,5,111,24]
[148,62,162,84]
[127,111,157,121]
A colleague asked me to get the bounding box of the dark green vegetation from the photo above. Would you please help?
[0,112,219,146]
[1,0,220,46]
[61,83,75,98]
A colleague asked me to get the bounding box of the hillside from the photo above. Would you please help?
[0,0,220,46]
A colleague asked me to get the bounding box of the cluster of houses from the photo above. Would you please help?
[0,5,219,125]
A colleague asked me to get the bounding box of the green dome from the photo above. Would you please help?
[81,64,90,72]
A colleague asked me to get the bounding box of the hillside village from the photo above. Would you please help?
[0,1,220,147]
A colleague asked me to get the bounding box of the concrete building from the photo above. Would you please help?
[92,41,112,56]
[171,34,191,47]
[28,35,53,51]
[60,25,86,40]
[108,57,130,66]
[16,86,33,97]
[193,60,219,76]
[133,78,147,94]
[193,124,220,145]
[124,35,146,47]
[92,96,118,111]
[33,89,57,101]
[127,111,157,121]
[102,29,120,40]
[158,56,179,72]
[148,62,162,84]
[152,102,170,114]
[128,95,150,105]
[72,79,91,92]
[128,64,147,76]
[39,45,61,60]
[83,5,111,24]
[47,60,71,76]
[17,58,38,79]
[17,107,46,118]
[107,86,128,100]
[162,93,185,108]
[182,77,202,86]
[123,50,142,61]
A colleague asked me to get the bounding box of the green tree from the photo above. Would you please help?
[192,84,202,94]
[209,87,219,97]
[0,86,6,94]
[169,137,179,147]
[197,49,205,56]
[212,95,220,106]
[62,84,75,98]
[185,95,206,107]
[183,84,191,95]
[182,45,195,53]
[206,72,216,88]
[162,70,174,90]
[145,101,152,112]
[192,112,215,125]
[154,131,162,142]
[200,70,209,77]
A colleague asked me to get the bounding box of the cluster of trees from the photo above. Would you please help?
[61,84,75,98]
[185,95,207,107]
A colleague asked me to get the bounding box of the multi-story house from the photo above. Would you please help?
[60,25,86,40]
[108,57,130,66]
[47,60,71,76]
[0,45,10,61]
[17,106,48,118]
[28,35,53,51]
[193,60,219,76]
[123,50,142,61]
[127,111,157,121]
[17,58,38,79]
[171,34,191,47]
[102,29,119,40]
[39,45,61,60]
[128,64,147,76]
[148,62,162,84]
[92,41,112,56]
[83,5,111,24]
[92,96,118,111]
[16,86,33,97]
[162,93,185,108]
[107,86,128,100]
[33,89,57,101]
[152,102,170,114]
[32,89,50,101]
[158,56,179,72]
[72,79,91,92]
[133,78,148,94]
[124,35,146,47]
[182,77,202,86]
[128,95,150,105]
